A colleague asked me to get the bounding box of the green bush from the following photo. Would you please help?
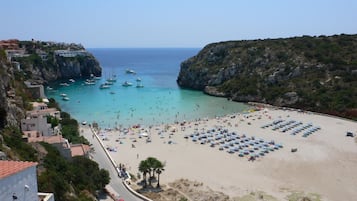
[2,127,37,161]
[60,112,88,144]
[38,142,110,201]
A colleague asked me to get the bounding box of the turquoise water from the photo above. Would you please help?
[45,48,250,127]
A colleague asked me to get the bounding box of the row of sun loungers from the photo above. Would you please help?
[184,128,283,160]
[261,119,321,137]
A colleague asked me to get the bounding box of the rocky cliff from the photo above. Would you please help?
[0,49,26,129]
[14,41,101,84]
[0,40,103,128]
[177,34,357,119]
[24,54,102,84]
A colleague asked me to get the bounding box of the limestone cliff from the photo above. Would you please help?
[0,40,103,128]
[0,49,26,129]
[13,41,101,84]
[177,34,357,119]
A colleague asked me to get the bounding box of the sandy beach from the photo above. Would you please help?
[89,107,357,201]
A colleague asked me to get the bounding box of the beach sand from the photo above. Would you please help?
[90,107,357,201]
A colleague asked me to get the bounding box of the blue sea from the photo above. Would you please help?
[45,48,250,128]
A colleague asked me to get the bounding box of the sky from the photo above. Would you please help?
[1,0,357,48]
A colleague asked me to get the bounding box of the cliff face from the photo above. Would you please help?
[0,50,25,129]
[26,54,102,84]
[56,55,101,79]
[0,40,103,128]
[177,34,357,118]
[14,41,102,84]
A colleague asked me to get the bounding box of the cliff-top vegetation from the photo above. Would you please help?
[177,34,357,119]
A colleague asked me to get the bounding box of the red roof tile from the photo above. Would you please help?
[71,144,90,157]
[0,160,37,179]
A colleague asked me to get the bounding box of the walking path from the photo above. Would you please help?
[80,125,144,201]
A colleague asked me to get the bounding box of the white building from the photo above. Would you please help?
[21,114,53,137]
[0,160,54,201]
[27,102,61,120]
[54,49,88,57]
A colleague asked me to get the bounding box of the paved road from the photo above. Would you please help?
[81,126,143,201]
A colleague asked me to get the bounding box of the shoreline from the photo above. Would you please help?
[86,106,357,201]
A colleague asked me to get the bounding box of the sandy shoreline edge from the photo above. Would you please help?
[82,105,357,201]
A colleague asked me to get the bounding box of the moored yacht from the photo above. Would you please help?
[136,83,144,88]
[122,81,133,87]
[99,83,110,89]
[59,82,69,86]
[126,69,136,74]
[136,79,144,88]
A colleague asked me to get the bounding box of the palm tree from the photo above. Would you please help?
[139,157,166,188]
[146,157,158,186]
[155,161,165,188]
[138,160,150,188]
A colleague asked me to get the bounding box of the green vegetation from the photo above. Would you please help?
[47,115,59,128]
[179,34,357,119]
[138,156,165,189]
[14,40,95,80]
[0,40,106,201]
[0,120,105,201]
[0,49,6,61]
[234,191,278,201]
[0,127,37,161]
[38,142,110,201]
[47,98,60,110]
[0,125,110,201]
[60,111,89,144]
[14,51,55,75]
[286,191,321,201]
[18,40,84,52]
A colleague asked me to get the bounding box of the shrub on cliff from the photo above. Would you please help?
[60,112,89,144]
[177,34,357,119]
[38,142,110,201]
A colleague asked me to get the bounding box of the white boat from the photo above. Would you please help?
[136,80,144,88]
[69,79,75,83]
[107,77,117,82]
[126,69,136,74]
[99,83,110,89]
[136,77,141,81]
[84,81,96,85]
[122,81,133,87]
[136,83,144,88]
[46,86,53,90]
[60,93,67,97]
[59,82,69,86]
[62,97,70,101]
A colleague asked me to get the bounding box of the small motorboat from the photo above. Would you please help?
[122,81,133,87]
[126,69,136,74]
